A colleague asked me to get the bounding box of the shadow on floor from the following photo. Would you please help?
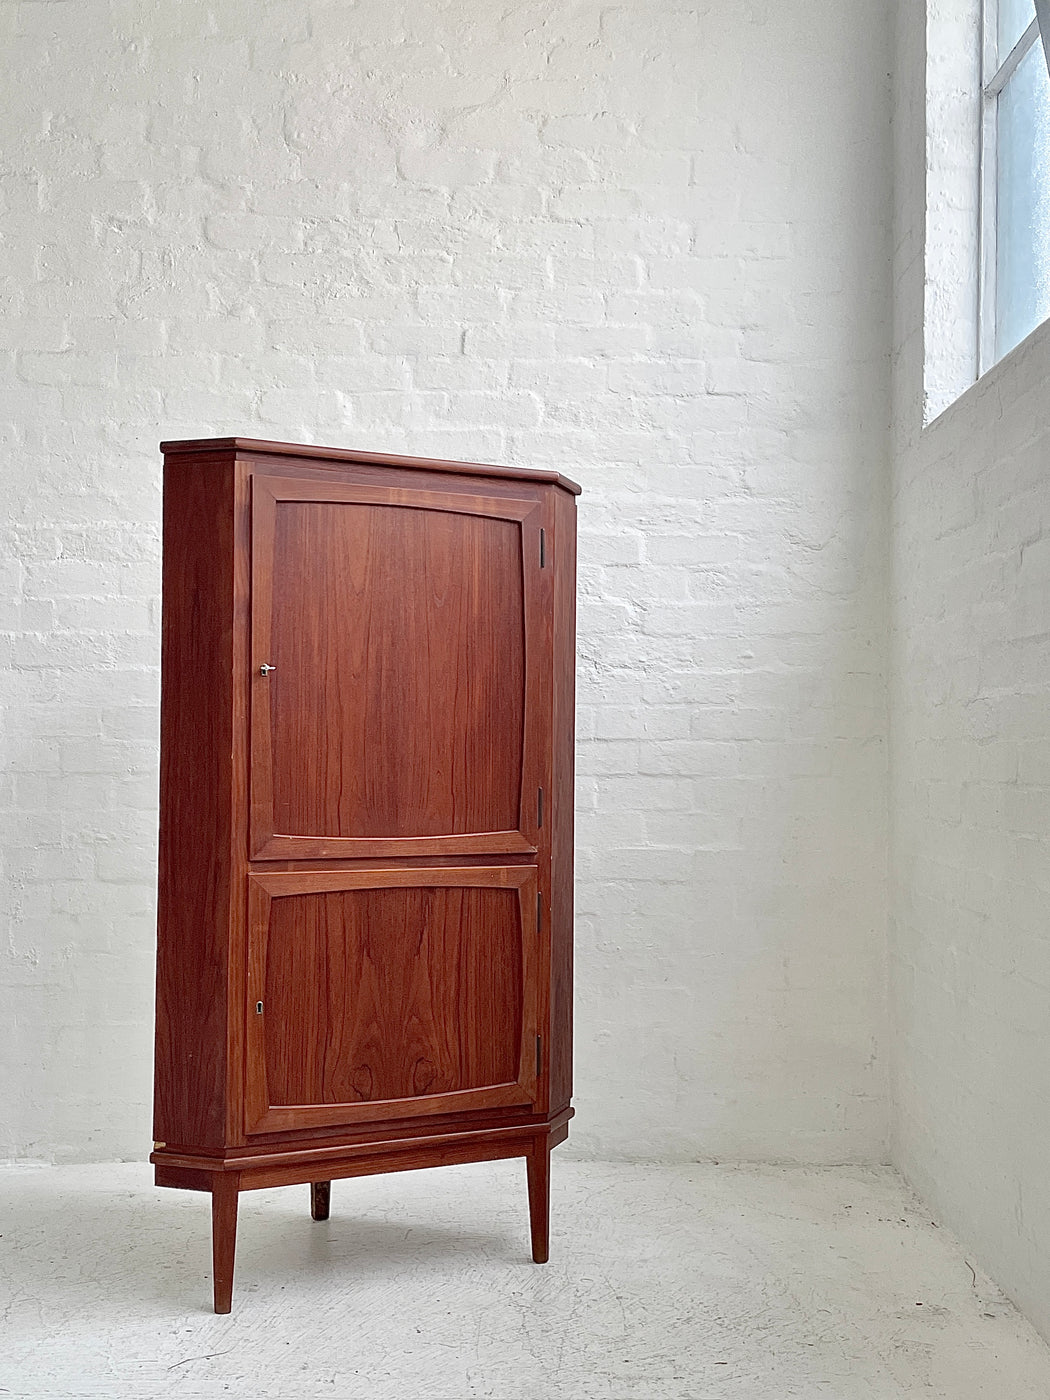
[0,1171,529,1316]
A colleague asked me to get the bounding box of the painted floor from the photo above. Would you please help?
[1,1159,1049,1399]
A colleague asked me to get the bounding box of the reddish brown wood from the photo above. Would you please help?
[157,1102,572,1162]
[225,461,252,1147]
[310,1181,331,1221]
[159,435,582,496]
[548,486,578,1113]
[244,867,541,1133]
[154,438,577,1312]
[154,455,236,1151]
[240,453,570,508]
[249,474,546,862]
[264,887,524,1101]
[152,1164,213,1192]
[211,1172,240,1314]
[526,1140,551,1264]
[153,1111,572,1194]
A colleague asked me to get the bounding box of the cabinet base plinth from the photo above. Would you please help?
[151,1109,572,1312]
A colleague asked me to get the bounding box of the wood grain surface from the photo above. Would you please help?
[548,483,578,1113]
[244,866,541,1135]
[264,886,523,1102]
[154,439,577,1311]
[154,453,235,1151]
[159,435,582,495]
[248,474,548,860]
[269,500,524,839]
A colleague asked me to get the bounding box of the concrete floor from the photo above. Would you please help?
[2,1161,1049,1399]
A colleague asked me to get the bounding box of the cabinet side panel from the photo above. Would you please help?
[154,455,235,1149]
[549,489,577,1112]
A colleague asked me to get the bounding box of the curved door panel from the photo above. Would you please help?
[245,867,541,1135]
[250,475,548,860]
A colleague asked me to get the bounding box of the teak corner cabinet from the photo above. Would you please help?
[151,437,579,1312]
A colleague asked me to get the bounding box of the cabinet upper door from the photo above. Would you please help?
[249,473,551,860]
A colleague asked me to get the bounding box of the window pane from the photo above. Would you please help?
[998,0,1036,64]
[996,41,1050,361]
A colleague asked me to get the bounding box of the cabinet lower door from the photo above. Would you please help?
[244,867,542,1135]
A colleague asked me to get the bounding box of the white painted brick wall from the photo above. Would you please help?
[1,0,892,1164]
[892,0,1050,1343]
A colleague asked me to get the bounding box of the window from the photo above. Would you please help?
[981,0,1050,367]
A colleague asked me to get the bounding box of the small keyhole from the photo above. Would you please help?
[256,1001,263,1014]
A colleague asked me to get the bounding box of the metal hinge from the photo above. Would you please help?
[536,1034,543,1078]
[537,786,544,828]
[536,892,542,932]
[539,528,546,568]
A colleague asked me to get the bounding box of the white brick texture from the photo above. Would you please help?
[892,0,1050,1343]
[1,0,892,1164]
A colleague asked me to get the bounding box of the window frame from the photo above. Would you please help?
[979,2,1044,372]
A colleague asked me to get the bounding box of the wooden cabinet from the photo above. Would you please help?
[151,438,579,1312]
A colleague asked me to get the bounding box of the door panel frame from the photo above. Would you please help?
[244,866,542,1136]
[249,474,549,861]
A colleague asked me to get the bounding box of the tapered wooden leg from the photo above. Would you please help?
[526,1141,551,1264]
[310,1180,331,1221]
[210,1172,240,1314]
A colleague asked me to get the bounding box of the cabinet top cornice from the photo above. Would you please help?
[159,436,582,496]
